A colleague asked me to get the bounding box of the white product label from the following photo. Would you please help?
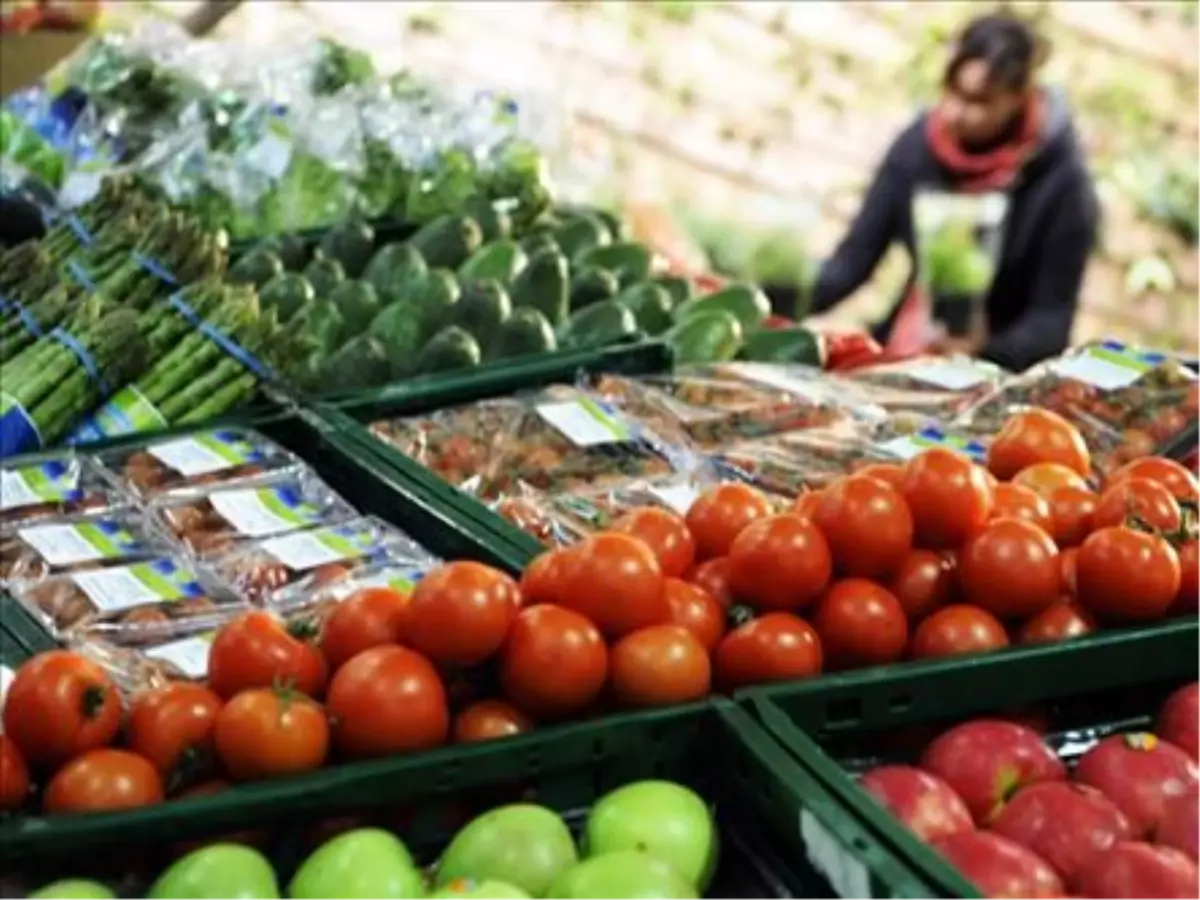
[143,634,213,679]
[648,482,700,516]
[877,427,988,464]
[353,569,421,595]
[1051,342,1186,391]
[537,399,630,447]
[261,530,351,571]
[904,359,992,391]
[800,808,872,899]
[0,471,40,511]
[18,523,104,566]
[208,489,312,538]
[148,436,239,478]
[723,363,827,402]
[58,169,105,209]
[70,561,197,613]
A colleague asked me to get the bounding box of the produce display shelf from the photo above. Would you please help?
[739,617,1199,899]
[313,339,674,563]
[0,592,58,657]
[2,699,939,898]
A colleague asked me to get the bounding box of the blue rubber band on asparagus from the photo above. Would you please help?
[50,326,108,395]
[132,252,177,286]
[66,213,94,246]
[168,292,274,381]
[65,259,97,292]
[14,301,43,337]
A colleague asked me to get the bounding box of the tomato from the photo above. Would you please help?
[715,612,822,691]
[910,605,1009,659]
[500,605,607,719]
[959,519,1060,619]
[558,533,668,638]
[1059,547,1079,597]
[0,735,29,811]
[452,700,533,744]
[43,749,164,814]
[1077,526,1181,622]
[791,490,824,520]
[902,449,993,550]
[1012,462,1089,499]
[213,687,328,780]
[403,561,521,667]
[126,683,222,784]
[611,506,696,578]
[326,645,448,758]
[663,577,725,652]
[1092,477,1182,533]
[1108,457,1200,502]
[814,475,914,578]
[687,557,735,609]
[854,463,907,490]
[990,483,1054,534]
[1048,486,1098,547]
[813,579,909,670]
[320,586,409,671]
[988,408,1091,480]
[1018,601,1097,644]
[686,483,774,560]
[610,625,711,708]
[1176,541,1199,614]
[208,611,328,700]
[887,549,956,620]
[728,514,832,611]
[520,548,571,607]
[2,651,122,770]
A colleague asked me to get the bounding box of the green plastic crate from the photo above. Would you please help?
[2,700,937,898]
[741,619,1200,899]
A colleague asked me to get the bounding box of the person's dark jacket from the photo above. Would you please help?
[0,193,46,248]
[809,88,1099,371]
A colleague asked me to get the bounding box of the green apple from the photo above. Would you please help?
[428,878,530,899]
[436,803,576,897]
[289,828,423,899]
[550,852,697,899]
[28,880,115,899]
[149,844,280,899]
[584,781,717,891]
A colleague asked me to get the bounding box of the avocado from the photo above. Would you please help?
[492,307,557,360]
[510,246,569,326]
[321,334,392,391]
[368,301,423,376]
[228,249,283,289]
[363,243,427,305]
[463,195,512,242]
[408,214,483,269]
[276,233,310,271]
[317,219,376,278]
[651,274,693,307]
[303,257,346,299]
[553,214,611,260]
[459,240,528,285]
[259,273,315,324]
[666,309,744,364]
[402,268,461,341]
[560,299,638,350]
[673,282,770,333]
[307,299,345,353]
[414,325,482,375]
[455,278,512,341]
[328,280,381,338]
[519,232,560,257]
[615,282,673,336]
[575,242,654,284]
[570,267,620,311]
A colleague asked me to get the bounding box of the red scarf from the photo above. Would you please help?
[886,95,1043,358]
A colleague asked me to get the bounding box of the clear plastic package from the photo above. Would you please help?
[149,471,358,557]
[0,455,129,526]
[270,557,438,619]
[832,355,1005,416]
[9,554,242,639]
[209,516,436,604]
[96,428,300,501]
[0,510,175,583]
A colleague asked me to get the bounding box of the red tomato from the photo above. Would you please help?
[687,557,735,609]
[990,483,1054,534]
[813,579,909,670]
[611,507,696,578]
[1048,486,1098,548]
[1077,527,1181,622]
[663,578,726,652]
[214,687,329,780]
[0,735,30,811]
[403,561,521,667]
[501,605,607,719]
[1092,477,1183,533]
[1018,601,1097,644]
[452,700,533,744]
[714,613,823,691]
[686,483,774,560]
[814,475,914,578]
[902,449,993,550]
[520,548,571,607]
[1059,547,1079,597]
[43,749,164,814]
[610,625,712,708]
[207,611,328,700]
[791,490,824,520]
[1108,457,1200,502]
[1012,462,1089,499]
[728,514,832,612]
[854,463,907,490]
[1176,541,1199,614]
[988,408,1091,480]
[960,518,1060,619]
[559,533,668,638]
[126,683,222,783]
[910,605,1010,659]
[2,651,122,770]
[320,586,409,671]
[326,645,448,758]
[887,549,956,620]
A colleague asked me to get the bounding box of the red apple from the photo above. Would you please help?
[1075,732,1199,839]
[1077,841,1199,899]
[859,765,974,842]
[1159,684,1199,762]
[932,831,1064,898]
[1157,793,1199,861]
[919,719,1067,824]
[990,781,1133,889]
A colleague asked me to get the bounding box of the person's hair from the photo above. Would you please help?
[944,12,1049,92]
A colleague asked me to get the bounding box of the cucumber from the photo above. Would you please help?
[672,282,770,333]
[454,278,512,341]
[665,310,744,364]
[363,243,427,305]
[402,268,461,342]
[303,257,346,299]
[408,215,483,269]
[368,301,424,376]
[740,326,826,366]
[559,298,638,350]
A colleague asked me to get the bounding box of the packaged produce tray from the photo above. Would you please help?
[740,618,1199,898]
[1,699,938,898]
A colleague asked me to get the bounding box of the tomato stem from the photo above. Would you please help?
[80,684,108,720]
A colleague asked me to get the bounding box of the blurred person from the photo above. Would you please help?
[804,11,1099,371]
